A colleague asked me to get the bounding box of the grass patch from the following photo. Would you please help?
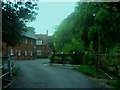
[73,65,120,88]
[106,80,117,87]
[73,65,107,79]
[106,79,120,88]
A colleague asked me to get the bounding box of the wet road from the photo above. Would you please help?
[11,59,97,88]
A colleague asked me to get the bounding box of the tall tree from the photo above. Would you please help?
[2,1,38,47]
[53,2,120,65]
[88,2,120,53]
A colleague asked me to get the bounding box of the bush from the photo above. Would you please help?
[49,55,54,63]
[54,56,62,64]
[106,79,120,88]
[64,56,72,64]
[71,52,84,65]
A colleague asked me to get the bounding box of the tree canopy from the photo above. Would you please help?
[53,2,120,55]
[2,1,38,46]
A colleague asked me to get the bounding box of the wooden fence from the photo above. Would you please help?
[50,52,120,77]
[50,53,71,64]
[99,54,120,77]
[0,56,14,88]
[50,52,83,64]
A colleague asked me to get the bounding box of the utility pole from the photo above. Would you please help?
[98,36,100,65]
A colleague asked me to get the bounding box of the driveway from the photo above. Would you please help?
[11,59,97,88]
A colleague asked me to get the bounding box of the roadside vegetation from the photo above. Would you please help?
[49,2,120,88]
[106,80,120,88]
[73,65,120,88]
[2,1,38,53]
[2,1,38,89]
[73,65,107,79]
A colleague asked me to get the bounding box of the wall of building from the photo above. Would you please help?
[2,36,36,60]
[36,45,47,57]
[35,33,52,58]
[2,31,53,60]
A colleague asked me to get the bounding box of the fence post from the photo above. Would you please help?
[10,55,14,80]
[51,52,55,63]
[8,56,11,80]
[61,52,64,64]
[85,51,89,65]
[72,52,76,64]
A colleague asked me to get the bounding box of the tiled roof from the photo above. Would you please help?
[23,30,37,39]
[35,34,48,45]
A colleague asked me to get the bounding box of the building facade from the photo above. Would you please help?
[2,30,37,60]
[35,30,52,58]
[2,30,52,60]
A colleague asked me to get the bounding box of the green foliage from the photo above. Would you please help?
[53,2,120,65]
[54,57,62,64]
[88,41,94,65]
[73,65,107,79]
[63,38,85,53]
[107,80,120,88]
[48,36,54,49]
[64,56,72,63]
[2,1,38,47]
[49,55,54,63]
[88,3,120,51]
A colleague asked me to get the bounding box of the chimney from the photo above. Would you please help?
[46,30,48,36]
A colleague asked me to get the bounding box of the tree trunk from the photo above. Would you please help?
[93,36,100,72]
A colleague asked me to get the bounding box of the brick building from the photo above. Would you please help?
[35,30,52,58]
[2,30,37,60]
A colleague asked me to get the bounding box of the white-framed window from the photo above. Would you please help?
[36,40,43,45]
[25,50,27,56]
[18,50,21,56]
[30,51,33,56]
[10,48,14,55]
[25,38,28,44]
[37,50,42,55]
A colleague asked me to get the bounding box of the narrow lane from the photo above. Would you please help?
[11,59,97,88]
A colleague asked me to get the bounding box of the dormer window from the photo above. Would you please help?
[36,40,43,45]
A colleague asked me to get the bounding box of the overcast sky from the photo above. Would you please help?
[28,2,77,36]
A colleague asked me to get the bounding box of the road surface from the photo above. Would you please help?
[11,59,97,88]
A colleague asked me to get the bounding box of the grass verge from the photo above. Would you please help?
[73,65,107,79]
[73,65,120,88]
[106,79,120,88]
